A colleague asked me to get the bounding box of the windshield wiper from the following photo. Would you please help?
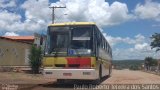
[51,48,59,57]
[54,48,59,57]
[52,48,68,57]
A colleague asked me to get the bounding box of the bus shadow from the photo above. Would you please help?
[39,75,110,89]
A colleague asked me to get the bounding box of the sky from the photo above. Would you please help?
[0,0,160,60]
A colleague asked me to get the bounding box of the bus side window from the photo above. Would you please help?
[102,38,104,49]
[111,50,112,57]
[95,27,98,57]
[101,36,103,48]
[108,43,109,53]
[99,33,101,48]
[103,39,105,49]
[104,40,105,50]
[105,42,107,52]
[109,48,111,56]
[95,27,99,57]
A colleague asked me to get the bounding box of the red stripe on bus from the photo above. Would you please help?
[66,58,80,64]
[66,57,91,67]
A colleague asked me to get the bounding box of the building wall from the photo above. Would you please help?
[0,39,31,66]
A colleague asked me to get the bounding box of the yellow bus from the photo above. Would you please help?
[42,22,112,82]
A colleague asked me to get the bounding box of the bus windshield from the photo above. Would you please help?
[69,26,92,56]
[46,26,92,56]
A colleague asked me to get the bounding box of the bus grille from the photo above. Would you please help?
[68,64,80,67]
[55,64,65,67]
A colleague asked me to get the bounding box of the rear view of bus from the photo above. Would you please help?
[42,22,112,81]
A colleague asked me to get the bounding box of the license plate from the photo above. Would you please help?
[45,72,52,74]
[83,72,91,75]
[63,73,72,76]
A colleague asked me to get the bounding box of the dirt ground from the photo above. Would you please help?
[0,72,54,84]
[102,69,160,84]
[33,69,160,90]
[0,69,160,90]
[0,72,54,90]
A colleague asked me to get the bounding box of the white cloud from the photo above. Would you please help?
[0,0,133,34]
[0,10,45,32]
[152,24,160,27]
[104,34,159,60]
[20,0,51,32]
[0,0,158,60]
[134,43,148,50]
[0,0,16,8]
[104,34,146,46]
[113,47,159,60]
[21,0,51,23]
[0,0,51,33]
[0,10,22,31]
[0,0,159,34]
[104,35,124,46]
[4,32,19,36]
[134,0,160,21]
[51,0,133,27]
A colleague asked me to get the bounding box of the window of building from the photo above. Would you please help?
[0,48,4,57]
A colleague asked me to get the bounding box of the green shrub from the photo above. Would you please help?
[29,45,42,74]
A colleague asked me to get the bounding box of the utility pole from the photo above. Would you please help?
[49,6,66,23]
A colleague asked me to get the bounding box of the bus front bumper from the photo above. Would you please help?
[43,69,99,80]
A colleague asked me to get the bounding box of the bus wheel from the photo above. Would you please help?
[99,65,102,80]
[109,65,112,77]
[94,65,102,84]
[57,79,65,83]
[108,67,111,77]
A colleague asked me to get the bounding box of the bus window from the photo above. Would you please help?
[105,42,106,50]
[53,33,68,48]
[48,26,70,56]
[106,42,108,52]
[70,26,92,56]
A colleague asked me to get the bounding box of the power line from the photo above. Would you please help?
[49,6,66,23]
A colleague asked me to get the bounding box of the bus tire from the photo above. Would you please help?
[57,79,65,83]
[93,65,102,84]
[109,65,112,77]
[108,67,111,77]
[99,65,102,80]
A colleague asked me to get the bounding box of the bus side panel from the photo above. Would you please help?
[93,25,112,78]
[98,48,112,77]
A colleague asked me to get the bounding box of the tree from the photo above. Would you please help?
[144,57,158,70]
[29,45,42,74]
[150,33,160,52]
[145,57,152,70]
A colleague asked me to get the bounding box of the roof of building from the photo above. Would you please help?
[48,22,96,26]
[4,36,34,40]
[0,36,34,44]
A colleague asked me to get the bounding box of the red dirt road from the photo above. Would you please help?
[1,69,160,90]
[32,69,160,90]
[102,69,160,84]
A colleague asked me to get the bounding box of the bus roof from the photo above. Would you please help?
[48,22,96,26]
